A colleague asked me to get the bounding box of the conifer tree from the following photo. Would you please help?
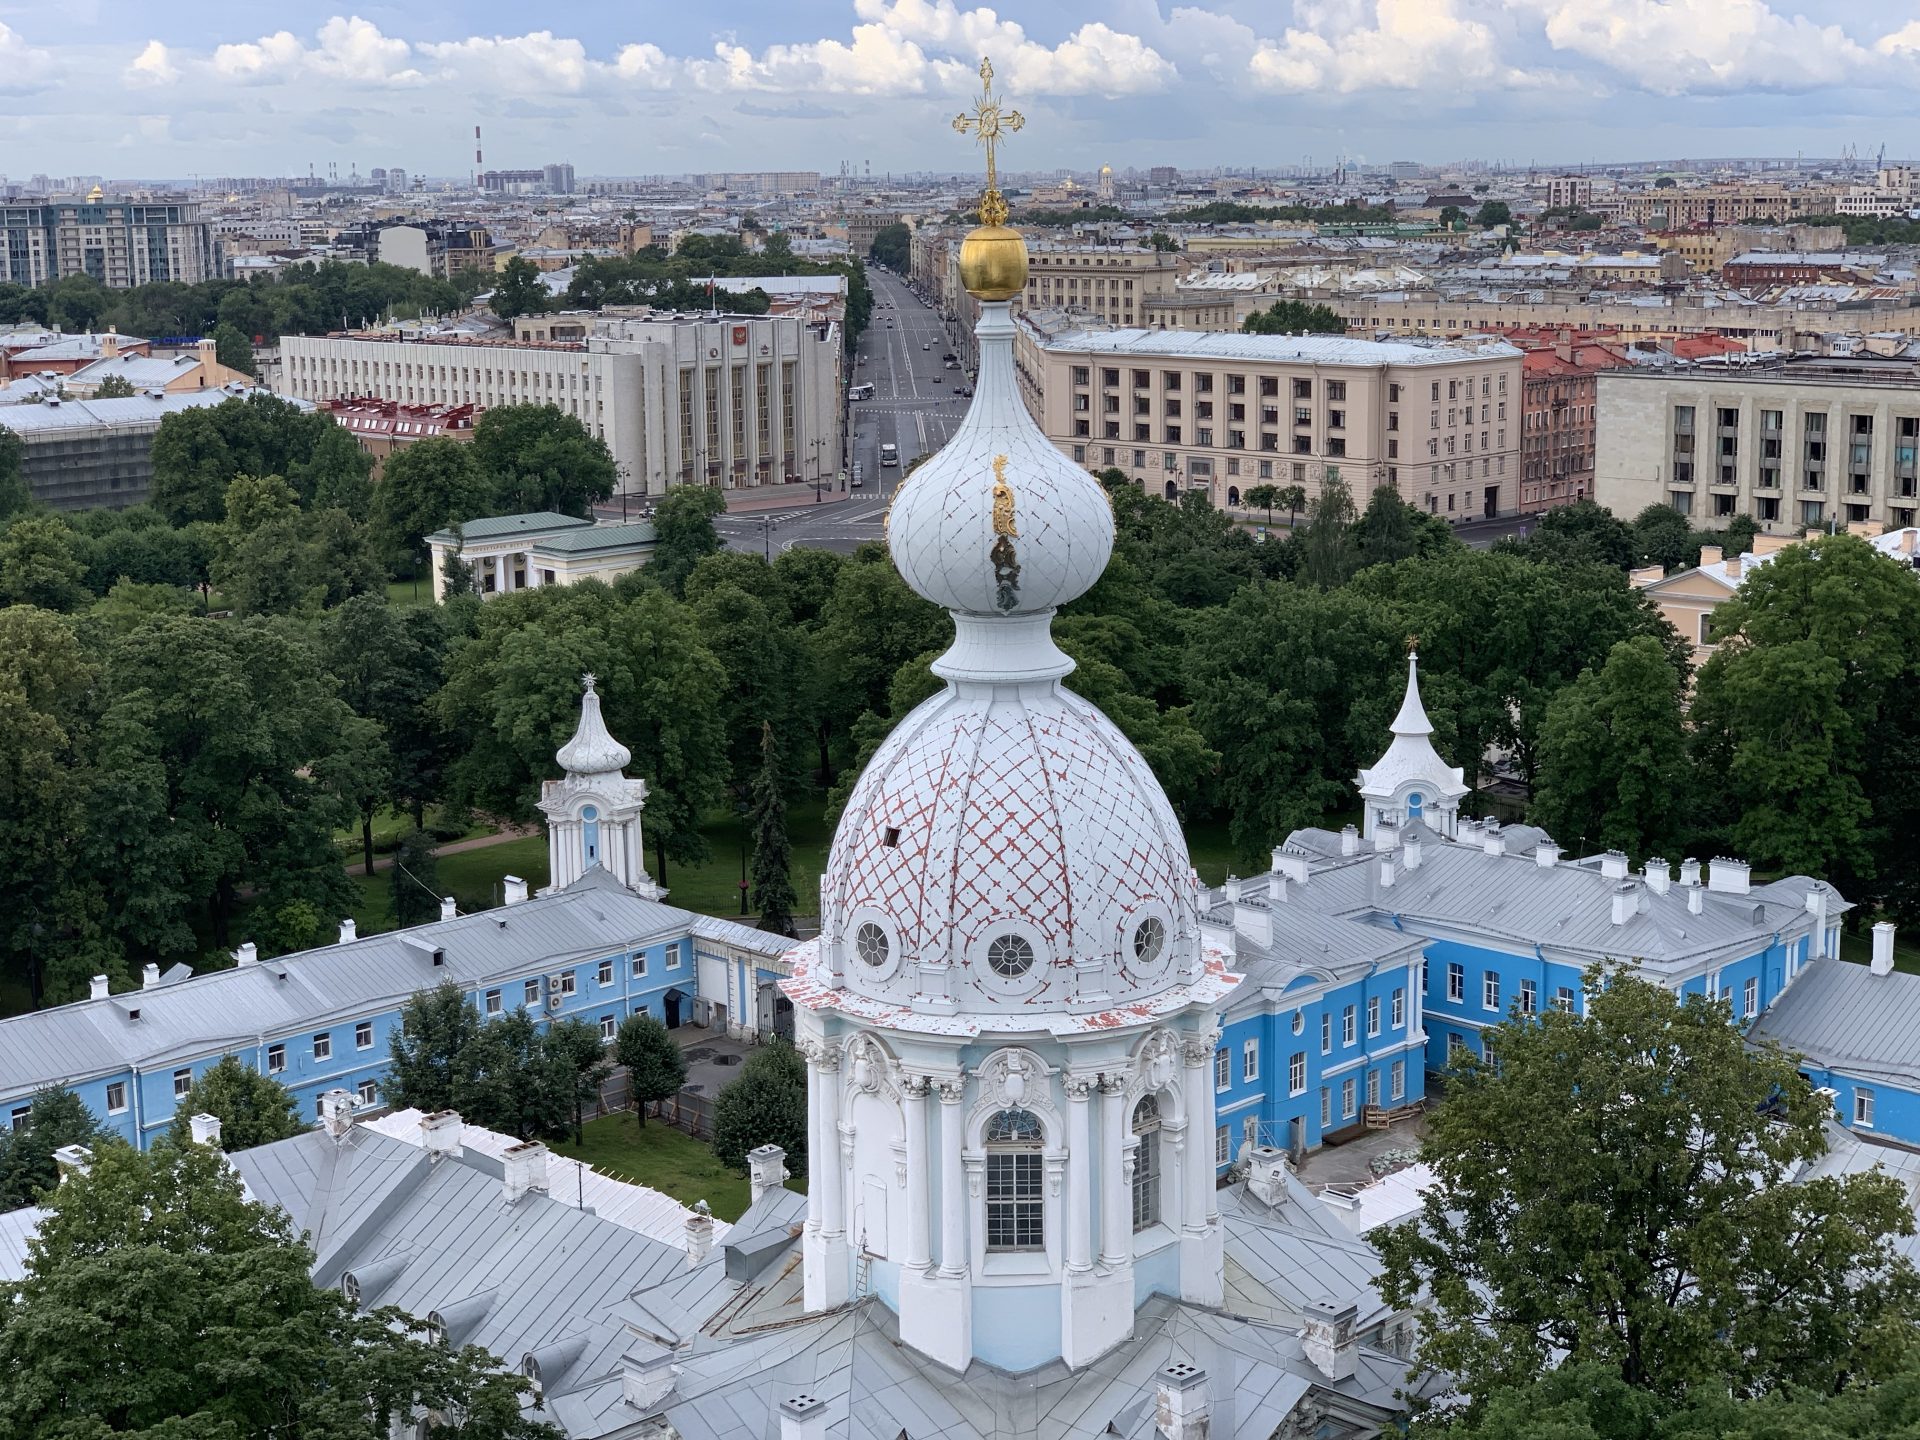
[748,721,797,936]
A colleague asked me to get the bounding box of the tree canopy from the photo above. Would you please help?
[166,1053,304,1152]
[1241,299,1347,335]
[711,1037,808,1172]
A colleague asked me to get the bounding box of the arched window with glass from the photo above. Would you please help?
[581,805,601,867]
[983,1108,1044,1251]
[1131,1095,1162,1231]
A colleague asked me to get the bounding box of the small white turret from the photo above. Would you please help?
[1355,650,1469,840]
[537,674,662,899]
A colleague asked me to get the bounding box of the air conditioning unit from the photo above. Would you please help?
[546,993,564,1011]
[545,973,566,1010]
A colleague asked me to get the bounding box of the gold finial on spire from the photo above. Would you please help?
[952,55,1024,228]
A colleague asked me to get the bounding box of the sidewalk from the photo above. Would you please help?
[355,823,536,874]
[722,485,851,515]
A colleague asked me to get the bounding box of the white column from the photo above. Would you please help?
[1098,1076,1129,1267]
[525,550,541,587]
[1183,1039,1214,1230]
[490,553,504,594]
[904,1075,932,1270]
[804,1043,825,1230]
[936,1079,966,1276]
[818,1047,844,1239]
[1065,1075,1093,1273]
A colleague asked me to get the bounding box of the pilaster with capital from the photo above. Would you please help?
[1182,1030,1217,1230]
[935,1077,967,1276]
[1098,1074,1130,1268]
[816,1044,845,1240]
[1064,1073,1094,1273]
[902,1074,933,1270]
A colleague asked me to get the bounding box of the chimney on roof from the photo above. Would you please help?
[1301,1299,1360,1382]
[502,1140,550,1204]
[320,1089,355,1138]
[778,1394,830,1440]
[421,1110,463,1161]
[1611,882,1637,927]
[1222,874,1243,903]
[1275,850,1310,887]
[1234,894,1273,948]
[1708,857,1751,895]
[1699,544,1723,567]
[440,896,457,921]
[1404,824,1424,870]
[196,337,215,366]
[1680,857,1702,888]
[1375,818,1400,852]
[1804,882,1831,958]
[1600,849,1629,880]
[1535,840,1562,869]
[1244,1144,1291,1206]
[88,974,109,1000]
[188,1113,223,1148]
[1340,824,1359,857]
[1871,921,1897,977]
[503,875,529,905]
[141,962,160,990]
[1155,1362,1210,1440]
[338,918,357,945]
[235,942,258,967]
[620,1355,679,1413]
[1688,883,1705,916]
[685,1199,716,1266]
[53,1144,92,1185]
[747,1145,789,1207]
[1379,851,1396,889]
[1482,825,1504,857]
[102,332,118,360]
[1645,859,1672,896]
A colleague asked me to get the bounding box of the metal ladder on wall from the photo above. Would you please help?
[853,1231,873,1300]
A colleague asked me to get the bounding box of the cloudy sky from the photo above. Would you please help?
[6,0,1920,180]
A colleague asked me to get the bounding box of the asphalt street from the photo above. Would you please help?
[716,265,967,557]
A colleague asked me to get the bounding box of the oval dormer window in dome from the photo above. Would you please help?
[1408,791,1425,819]
[987,933,1036,978]
[854,922,890,968]
[1132,917,1166,967]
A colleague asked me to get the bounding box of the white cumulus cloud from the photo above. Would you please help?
[1524,0,1874,95]
[125,39,178,87]
[207,16,422,86]
[853,0,1177,94]
[417,31,595,94]
[1247,0,1517,92]
[0,21,54,92]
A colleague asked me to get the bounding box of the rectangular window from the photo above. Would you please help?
[355,1021,373,1051]
[9,1105,28,1131]
[1288,1051,1306,1095]
[1214,1047,1230,1091]
[266,1044,286,1073]
[486,988,502,1015]
[1391,988,1405,1029]
[1743,976,1757,1017]
[1215,1125,1230,1165]
[1519,979,1537,1016]
[524,979,540,1007]
[173,1069,192,1099]
[1391,1060,1406,1101]
[667,945,681,969]
[313,1033,332,1062]
[631,954,648,978]
[106,1082,128,1114]
[1319,1088,1332,1126]
[1342,1005,1356,1046]
[1554,986,1575,1013]
[1341,1077,1357,1118]
[1483,973,1500,1012]
[985,1152,1044,1251]
[1366,996,1381,1037]
[1448,1032,1469,1062]
[600,1015,617,1041]
[1855,1088,1876,1127]
[1320,1013,1331,1054]
[1366,1069,1381,1109]
[355,1078,378,1106]
[1242,1039,1259,1082]
[1447,963,1464,1002]
[597,959,614,987]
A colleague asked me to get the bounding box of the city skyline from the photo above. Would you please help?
[6,0,1920,177]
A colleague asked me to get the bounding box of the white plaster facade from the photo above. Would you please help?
[1355,652,1468,840]
[539,678,663,900]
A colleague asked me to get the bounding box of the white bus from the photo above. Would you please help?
[849,382,875,400]
[880,443,899,467]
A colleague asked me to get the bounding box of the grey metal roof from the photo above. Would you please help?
[531,520,658,554]
[426,512,593,544]
[0,867,777,1099]
[1031,326,1521,368]
[1206,892,1421,1007]
[1749,959,1920,1088]
[0,386,295,436]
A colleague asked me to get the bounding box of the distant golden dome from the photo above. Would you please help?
[958,223,1027,301]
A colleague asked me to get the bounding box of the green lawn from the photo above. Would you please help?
[549,1111,804,1222]
[334,805,489,869]
[385,576,434,609]
[350,832,551,933]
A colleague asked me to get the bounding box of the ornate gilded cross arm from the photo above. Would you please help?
[952,56,1024,227]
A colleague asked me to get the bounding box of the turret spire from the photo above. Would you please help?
[1389,649,1434,737]
[556,673,632,778]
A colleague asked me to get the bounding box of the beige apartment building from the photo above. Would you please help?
[1016,319,1524,519]
[282,312,843,498]
[1334,293,1920,349]
[1593,354,1920,534]
[1020,243,1183,326]
[1594,183,1840,228]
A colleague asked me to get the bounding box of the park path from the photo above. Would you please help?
[353,823,537,875]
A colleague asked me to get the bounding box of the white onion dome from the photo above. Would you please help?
[556,675,631,776]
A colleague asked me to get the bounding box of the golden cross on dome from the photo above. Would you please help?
[953,56,1024,227]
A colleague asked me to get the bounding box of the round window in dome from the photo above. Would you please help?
[986,934,1036,978]
[1132,917,1166,966]
[854,923,890,968]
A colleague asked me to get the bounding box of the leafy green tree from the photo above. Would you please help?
[1298,476,1359,588]
[0,427,28,519]
[0,1140,556,1440]
[1376,968,1920,1413]
[324,594,453,829]
[541,1016,613,1146]
[614,1012,687,1126]
[692,574,806,787]
[813,542,948,767]
[0,1088,110,1210]
[868,221,911,269]
[1531,636,1692,860]
[91,373,136,399]
[1630,503,1698,572]
[386,983,506,1119]
[1241,298,1347,335]
[470,404,617,517]
[1243,482,1280,523]
[166,1054,303,1151]
[1474,199,1513,228]
[1146,231,1180,252]
[1439,204,1467,228]
[711,1037,808,1172]
[490,255,551,322]
[648,483,727,596]
[1277,483,1307,527]
[211,320,257,377]
[211,472,310,615]
[0,514,89,611]
[389,827,443,927]
[373,436,493,569]
[749,722,798,935]
[291,419,375,512]
[299,505,387,608]
[1353,482,1455,569]
[148,392,333,525]
[1509,499,1635,569]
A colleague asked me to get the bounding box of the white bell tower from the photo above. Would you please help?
[1355,650,1469,840]
[538,675,663,898]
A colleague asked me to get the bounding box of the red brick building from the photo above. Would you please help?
[1486,329,1636,513]
[320,397,478,474]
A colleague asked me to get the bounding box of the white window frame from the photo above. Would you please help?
[1447,1032,1468,1062]
[1342,1005,1356,1046]
[1319,1088,1331,1126]
[1553,986,1575,1013]
[1320,1013,1331,1054]
[486,988,502,1016]
[1742,976,1757,1018]
[600,1015,617,1041]
[1341,1077,1357,1117]
[1391,1059,1406,1101]
[1391,988,1405,1029]
[556,972,578,998]
[106,1081,128,1114]
[666,944,682,969]
[266,1044,286,1074]
[1366,996,1381,1037]
[1366,1068,1381,1108]
[1214,1047,1230,1091]
[355,1078,378,1105]
[1214,1125,1230,1165]
[1483,973,1500,1012]
[631,954,648,978]
[524,979,540,1007]
[355,1021,373,1051]
[1519,979,1537,1016]
[173,1069,192,1099]
[1447,963,1464,1002]
[1288,1051,1306,1096]
[313,1033,332,1062]
[1242,1039,1259,1082]
[597,959,614,987]
[1855,1088,1876,1127]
